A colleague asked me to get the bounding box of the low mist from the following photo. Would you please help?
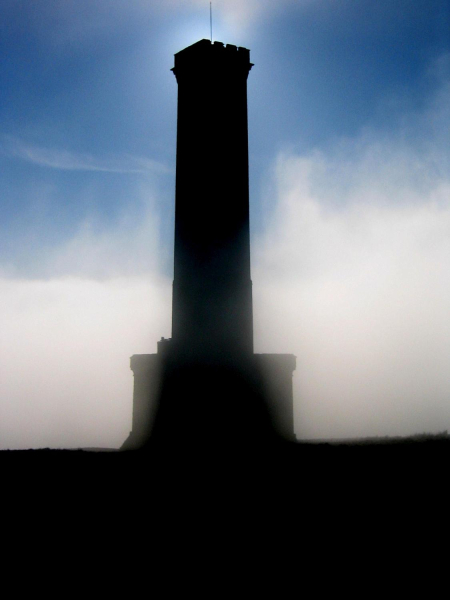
[1,57,449,448]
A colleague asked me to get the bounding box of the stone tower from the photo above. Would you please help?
[121,40,296,451]
[172,40,253,360]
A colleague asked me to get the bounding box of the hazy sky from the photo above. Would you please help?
[1,0,450,448]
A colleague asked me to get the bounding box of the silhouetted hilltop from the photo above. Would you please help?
[2,431,449,477]
[298,429,450,446]
[2,434,447,551]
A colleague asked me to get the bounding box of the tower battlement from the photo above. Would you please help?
[172,39,252,80]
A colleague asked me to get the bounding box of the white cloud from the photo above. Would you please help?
[0,197,172,449]
[3,129,450,446]
[0,275,171,449]
[6,133,449,448]
[253,77,450,439]
[47,200,165,279]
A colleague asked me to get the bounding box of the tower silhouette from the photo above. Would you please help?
[121,40,296,451]
[172,39,253,360]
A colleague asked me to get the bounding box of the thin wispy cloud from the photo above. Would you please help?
[1,135,172,175]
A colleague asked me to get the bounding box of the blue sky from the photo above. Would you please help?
[1,0,450,448]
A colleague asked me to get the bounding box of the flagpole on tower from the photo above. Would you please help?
[210,2,213,42]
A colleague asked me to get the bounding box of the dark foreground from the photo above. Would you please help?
[3,435,447,589]
[3,433,448,501]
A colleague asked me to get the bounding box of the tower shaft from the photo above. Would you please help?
[171,40,254,360]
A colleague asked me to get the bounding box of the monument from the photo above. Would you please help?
[121,40,296,451]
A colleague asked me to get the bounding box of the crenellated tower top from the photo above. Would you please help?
[172,39,253,82]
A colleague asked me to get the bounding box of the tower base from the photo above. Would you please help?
[121,350,296,451]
